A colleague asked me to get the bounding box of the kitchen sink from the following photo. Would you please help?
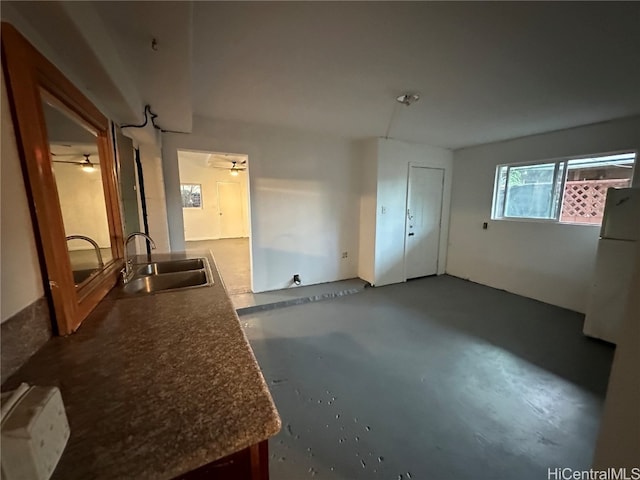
[136,258,206,276]
[123,270,209,295]
[120,257,213,296]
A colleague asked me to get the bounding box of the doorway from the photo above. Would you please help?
[177,150,252,294]
[404,166,444,280]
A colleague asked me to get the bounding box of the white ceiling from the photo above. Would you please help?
[5,2,640,149]
[50,144,100,164]
[192,2,640,148]
[178,150,248,170]
[93,1,193,132]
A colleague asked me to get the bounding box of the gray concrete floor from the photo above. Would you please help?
[242,275,614,480]
[186,238,251,294]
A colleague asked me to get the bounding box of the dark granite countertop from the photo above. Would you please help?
[2,250,281,480]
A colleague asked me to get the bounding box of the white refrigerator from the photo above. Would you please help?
[583,187,640,344]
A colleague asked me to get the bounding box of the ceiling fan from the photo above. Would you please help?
[209,159,248,176]
[51,153,96,172]
[229,160,247,176]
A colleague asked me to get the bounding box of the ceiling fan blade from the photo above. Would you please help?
[210,165,247,170]
[52,159,83,165]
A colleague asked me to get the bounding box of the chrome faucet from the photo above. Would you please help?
[66,235,104,268]
[122,232,156,283]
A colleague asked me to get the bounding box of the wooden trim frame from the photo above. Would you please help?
[1,23,124,335]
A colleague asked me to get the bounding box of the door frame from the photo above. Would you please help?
[176,149,254,293]
[403,163,446,281]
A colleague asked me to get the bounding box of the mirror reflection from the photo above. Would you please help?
[43,100,114,286]
[114,127,141,236]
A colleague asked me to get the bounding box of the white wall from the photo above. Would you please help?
[163,116,361,292]
[357,139,378,284]
[1,70,44,322]
[371,138,454,286]
[53,163,111,248]
[447,116,640,313]
[178,153,249,241]
[139,143,171,253]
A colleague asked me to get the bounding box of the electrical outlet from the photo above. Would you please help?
[342,251,348,259]
[381,206,387,214]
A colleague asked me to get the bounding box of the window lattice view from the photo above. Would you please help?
[493,152,635,224]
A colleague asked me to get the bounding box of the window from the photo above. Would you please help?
[492,152,636,225]
[180,184,202,208]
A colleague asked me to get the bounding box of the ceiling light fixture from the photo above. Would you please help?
[80,154,95,172]
[396,93,420,106]
[229,161,240,176]
[385,92,421,139]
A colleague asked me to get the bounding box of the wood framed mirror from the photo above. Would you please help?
[2,23,124,335]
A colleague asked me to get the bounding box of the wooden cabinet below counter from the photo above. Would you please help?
[174,440,269,480]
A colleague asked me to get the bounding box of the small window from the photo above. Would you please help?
[180,184,202,208]
[492,152,635,225]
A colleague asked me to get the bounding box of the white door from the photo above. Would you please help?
[405,166,444,279]
[217,182,245,238]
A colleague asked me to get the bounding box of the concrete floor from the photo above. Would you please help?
[242,275,614,480]
[186,238,251,294]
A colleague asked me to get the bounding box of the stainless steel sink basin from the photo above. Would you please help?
[136,258,206,276]
[122,270,209,295]
[119,257,213,296]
